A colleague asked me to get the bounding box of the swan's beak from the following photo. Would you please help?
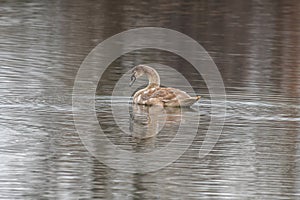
[129,74,136,87]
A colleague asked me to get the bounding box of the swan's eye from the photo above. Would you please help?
[129,73,137,87]
[131,74,135,81]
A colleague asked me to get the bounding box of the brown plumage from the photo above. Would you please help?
[129,65,200,107]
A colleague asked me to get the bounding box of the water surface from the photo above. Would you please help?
[0,0,300,199]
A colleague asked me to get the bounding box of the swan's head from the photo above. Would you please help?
[129,65,146,86]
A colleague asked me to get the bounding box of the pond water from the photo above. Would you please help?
[1,0,300,199]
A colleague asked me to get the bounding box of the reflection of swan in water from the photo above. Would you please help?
[129,104,193,139]
[129,65,200,107]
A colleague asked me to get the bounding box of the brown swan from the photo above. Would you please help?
[129,65,200,107]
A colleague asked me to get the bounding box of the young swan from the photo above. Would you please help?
[129,65,200,107]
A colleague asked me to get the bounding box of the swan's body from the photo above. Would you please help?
[130,65,200,107]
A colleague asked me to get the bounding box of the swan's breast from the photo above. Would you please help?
[133,87,158,105]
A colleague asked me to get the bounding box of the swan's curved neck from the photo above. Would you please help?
[143,66,160,87]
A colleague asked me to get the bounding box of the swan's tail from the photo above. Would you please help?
[163,96,201,107]
[179,96,201,107]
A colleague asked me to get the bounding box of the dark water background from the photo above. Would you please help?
[1,0,300,199]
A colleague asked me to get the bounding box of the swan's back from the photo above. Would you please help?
[133,86,200,107]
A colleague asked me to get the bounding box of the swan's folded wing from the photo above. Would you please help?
[162,99,180,107]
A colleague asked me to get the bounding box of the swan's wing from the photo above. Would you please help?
[150,88,176,99]
[150,88,189,99]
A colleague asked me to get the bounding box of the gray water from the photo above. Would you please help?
[1,0,300,199]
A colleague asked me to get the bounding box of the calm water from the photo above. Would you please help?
[1,0,300,199]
